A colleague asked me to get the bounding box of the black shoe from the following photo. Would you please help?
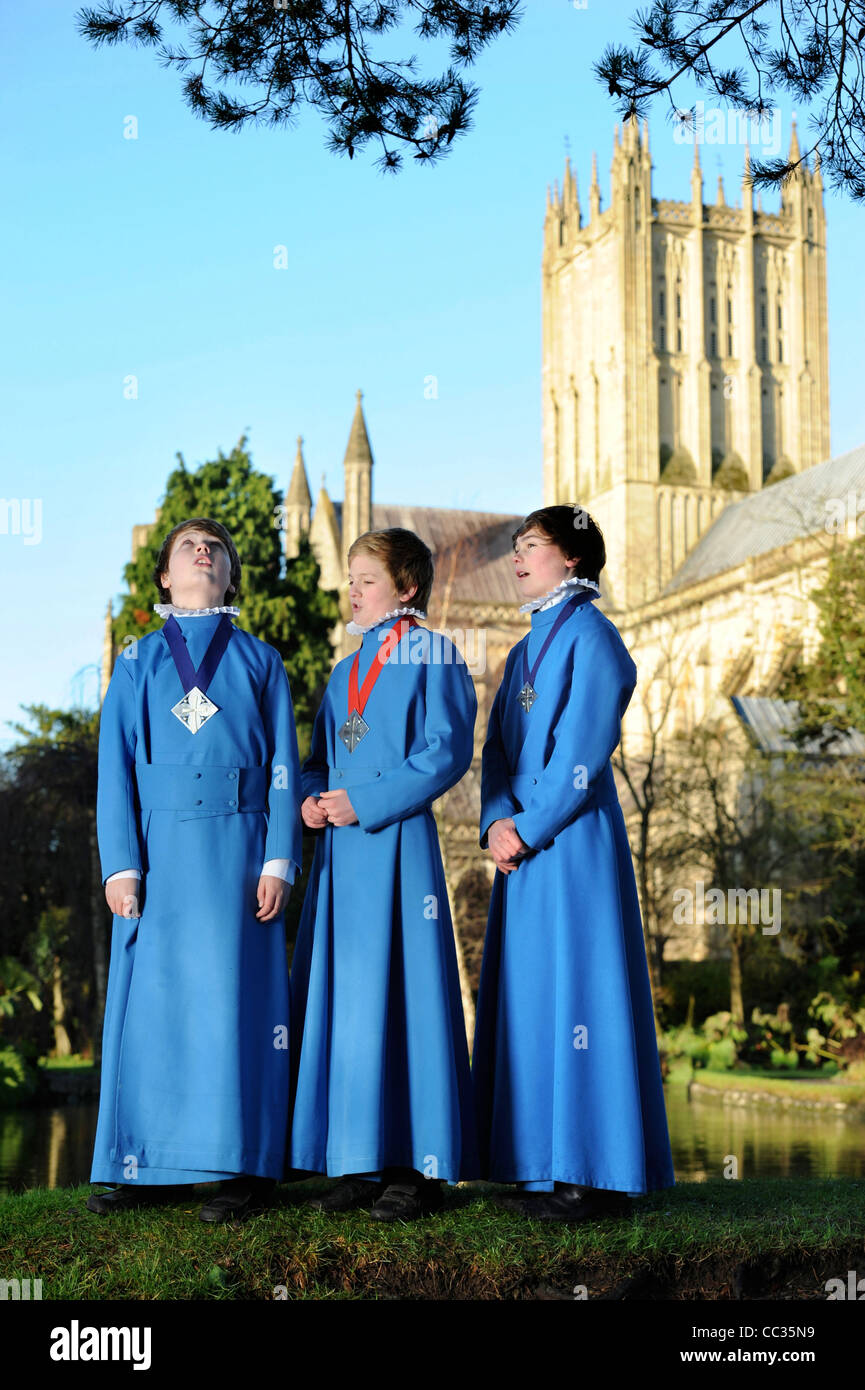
[85,1184,188,1215]
[513,1185,632,1224]
[369,1180,444,1223]
[307,1176,385,1212]
[199,1177,275,1224]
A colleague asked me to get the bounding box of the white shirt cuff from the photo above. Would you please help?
[106,869,141,883]
[261,859,293,884]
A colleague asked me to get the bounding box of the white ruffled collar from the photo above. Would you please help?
[346,605,427,636]
[154,603,241,618]
[519,575,600,614]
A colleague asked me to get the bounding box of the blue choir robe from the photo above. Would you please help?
[91,614,302,1184]
[288,620,480,1182]
[472,593,675,1194]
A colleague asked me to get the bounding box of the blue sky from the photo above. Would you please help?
[1,0,863,743]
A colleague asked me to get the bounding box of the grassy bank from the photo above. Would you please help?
[686,1068,865,1107]
[1,1177,863,1300]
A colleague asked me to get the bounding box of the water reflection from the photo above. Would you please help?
[0,1103,99,1195]
[666,1083,865,1181]
[3,1085,865,1194]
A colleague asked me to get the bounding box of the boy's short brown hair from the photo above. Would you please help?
[348,528,434,613]
[153,518,242,604]
[512,505,606,585]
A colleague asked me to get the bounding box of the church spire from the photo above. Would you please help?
[287,435,312,506]
[789,115,801,163]
[742,145,754,220]
[342,389,373,551]
[284,434,312,559]
[590,150,601,220]
[563,155,581,226]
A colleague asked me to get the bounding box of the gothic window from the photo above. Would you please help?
[808,208,814,239]
[659,325,666,350]
[659,288,666,318]
[761,336,767,361]
[711,331,717,356]
[676,292,682,319]
[728,332,734,357]
[677,327,683,352]
[760,302,767,329]
[710,297,716,325]
[777,303,783,329]
[777,338,783,362]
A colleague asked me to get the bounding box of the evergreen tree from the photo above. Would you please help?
[76,0,521,173]
[596,0,865,200]
[775,536,865,976]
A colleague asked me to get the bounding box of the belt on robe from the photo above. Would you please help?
[326,765,395,791]
[509,763,619,811]
[135,763,270,813]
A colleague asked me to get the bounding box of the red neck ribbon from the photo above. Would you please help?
[348,616,418,718]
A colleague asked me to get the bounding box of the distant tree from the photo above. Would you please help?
[76,0,522,173]
[775,536,865,977]
[0,706,102,1058]
[113,434,340,752]
[777,536,865,762]
[596,0,865,200]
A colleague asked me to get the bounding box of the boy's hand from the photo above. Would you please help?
[105,878,141,918]
[256,874,288,922]
[487,819,529,874]
[318,789,359,826]
[301,795,329,829]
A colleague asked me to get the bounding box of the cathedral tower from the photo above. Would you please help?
[542,116,830,609]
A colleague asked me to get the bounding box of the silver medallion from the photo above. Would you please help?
[517,682,537,713]
[171,685,220,734]
[338,710,369,753]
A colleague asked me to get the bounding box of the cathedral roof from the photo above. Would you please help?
[662,443,865,595]
[732,696,865,756]
[370,503,524,606]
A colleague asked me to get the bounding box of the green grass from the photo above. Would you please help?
[689,1069,865,1105]
[38,1057,95,1072]
[1,1177,863,1299]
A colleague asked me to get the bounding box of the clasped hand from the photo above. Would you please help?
[301,790,358,828]
[487,818,529,874]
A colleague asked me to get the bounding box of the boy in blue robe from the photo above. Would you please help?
[88,518,302,1222]
[473,505,675,1221]
[288,527,479,1221]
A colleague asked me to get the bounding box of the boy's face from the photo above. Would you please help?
[513,527,579,600]
[348,551,417,627]
[160,528,234,608]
